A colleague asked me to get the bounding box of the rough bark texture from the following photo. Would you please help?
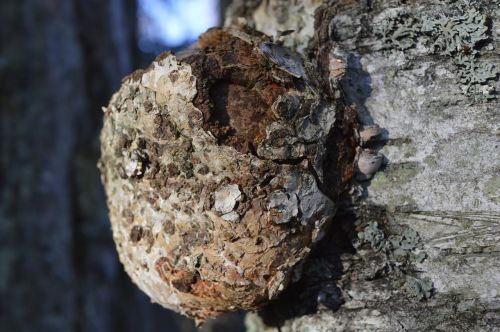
[224,0,500,331]
[99,27,358,323]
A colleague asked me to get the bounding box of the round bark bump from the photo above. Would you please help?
[99,27,357,322]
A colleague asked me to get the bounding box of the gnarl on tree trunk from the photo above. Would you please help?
[99,26,359,324]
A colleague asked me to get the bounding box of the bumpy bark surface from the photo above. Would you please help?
[99,28,358,323]
[224,0,500,331]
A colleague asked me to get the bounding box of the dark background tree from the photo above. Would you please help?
[0,0,238,331]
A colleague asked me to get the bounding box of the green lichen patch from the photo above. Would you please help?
[375,3,490,56]
[390,228,427,263]
[357,222,426,265]
[356,222,432,299]
[387,136,413,148]
[374,1,498,98]
[403,143,418,158]
[404,276,434,301]
[375,12,420,50]
[484,176,500,203]
[454,54,497,97]
[357,220,386,251]
[424,155,438,167]
[370,162,421,192]
[420,7,489,56]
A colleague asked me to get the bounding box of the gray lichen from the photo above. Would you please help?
[390,228,427,263]
[356,222,432,299]
[374,2,498,97]
[420,7,489,56]
[375,12,420,50]
[454,54,497,96]
[357,221,386,252]
[404,276,434,301]
[357,222,426,264]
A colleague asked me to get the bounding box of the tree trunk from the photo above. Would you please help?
[2,0,498,331]
[224,0,500,331]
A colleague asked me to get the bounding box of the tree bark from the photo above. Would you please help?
[224,0,500,331]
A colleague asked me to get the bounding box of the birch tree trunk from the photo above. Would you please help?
[224,1,500,331]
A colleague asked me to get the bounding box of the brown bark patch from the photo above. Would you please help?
[184,29,296,154]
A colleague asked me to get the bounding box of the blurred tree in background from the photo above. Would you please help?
[0,0,237,331]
